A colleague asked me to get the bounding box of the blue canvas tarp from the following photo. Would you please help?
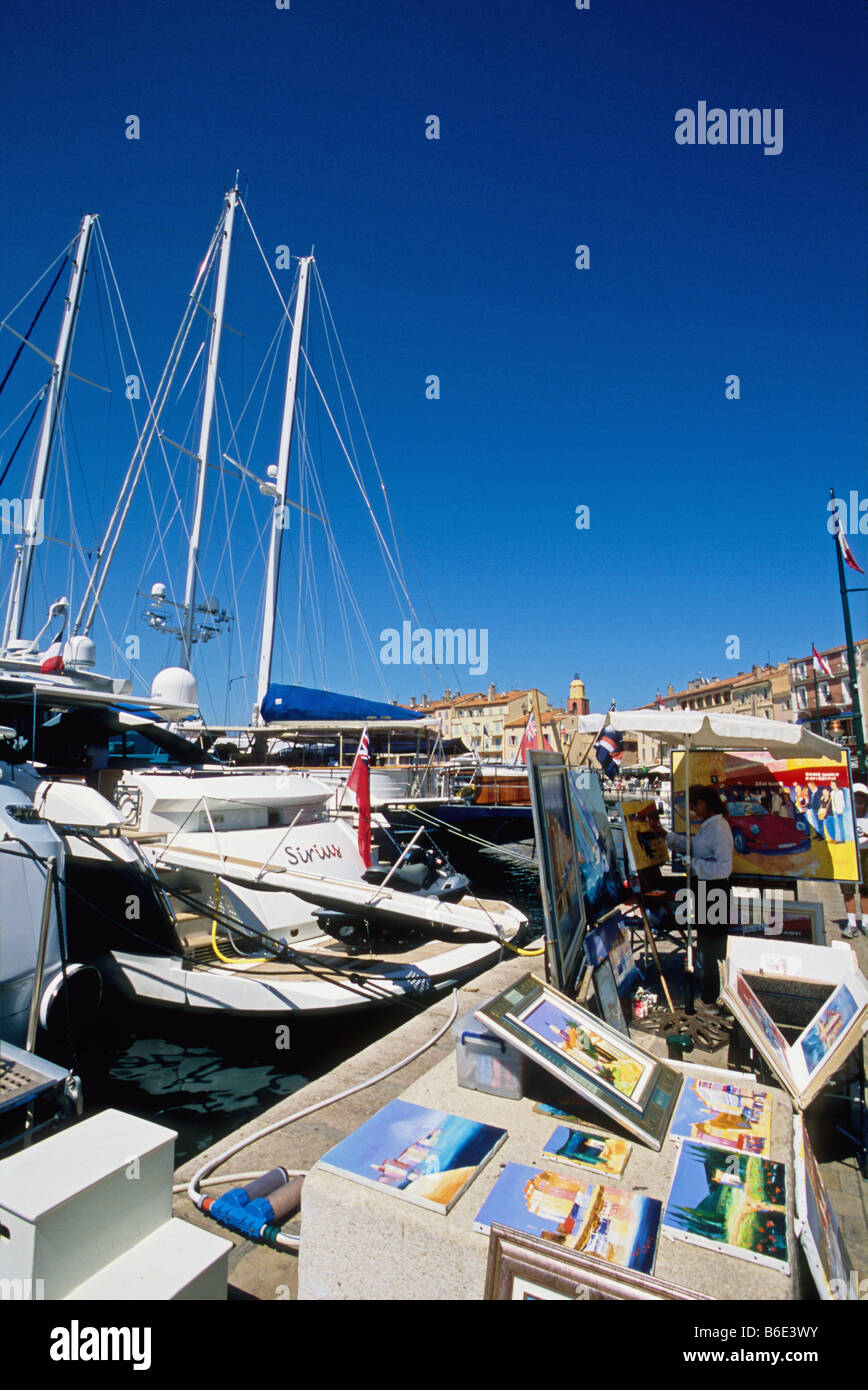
[260,683,421,723]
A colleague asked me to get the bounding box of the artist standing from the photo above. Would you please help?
[666,785,734,1014]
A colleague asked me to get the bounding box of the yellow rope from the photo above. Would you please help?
[210,880,267,965]
[501,938,546,956]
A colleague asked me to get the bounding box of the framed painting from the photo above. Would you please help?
[483,1223,710,1301]
[566,767,624,920]
[671,748,859,883]
[592,956,629,1036]
[527,751,587,992]
[476,973,682,1149]
[793,1116,858,1300]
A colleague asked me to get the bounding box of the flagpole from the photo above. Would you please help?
[831,488,867,774]
[812,643,821,735]
[577,699,616,768]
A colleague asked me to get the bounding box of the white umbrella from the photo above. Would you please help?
[576,709,840,759]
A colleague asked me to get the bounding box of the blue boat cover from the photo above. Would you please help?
[260,683,420,723]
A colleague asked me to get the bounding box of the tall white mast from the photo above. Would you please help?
[179,185,240,667]
[255,254,312,720]
[2,214,97,654]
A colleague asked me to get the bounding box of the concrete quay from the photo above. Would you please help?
[172,886,868,1301]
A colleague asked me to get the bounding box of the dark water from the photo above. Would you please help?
[62,846,543,1165]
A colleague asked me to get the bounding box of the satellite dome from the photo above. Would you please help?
[150,666,199,711]
[64,635,97,670]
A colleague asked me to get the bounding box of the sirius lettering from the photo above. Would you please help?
[49,1321,151,1371]
[284,843,343,867]
[675,103,783,156]
[379,621,488,676]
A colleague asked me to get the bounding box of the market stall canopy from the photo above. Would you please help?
[577,710,842,760]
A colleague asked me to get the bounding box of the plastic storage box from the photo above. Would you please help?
[451,1008,526,1099]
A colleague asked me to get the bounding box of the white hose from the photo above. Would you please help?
[186,990,461,1250]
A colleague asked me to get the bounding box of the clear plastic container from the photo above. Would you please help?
[450,1008,526,1099]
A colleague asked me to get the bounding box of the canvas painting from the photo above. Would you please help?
[527,753,587,993]
[793,1117,856,1300]
[513,995,651,1106]
[474,1162,661,1274]
[585,910,640,993]
[798,982,860,1078]
[593,958,629,1036]
[566,769,624,919]
[663,1141,790,1273]
[480,973,683,1150]
[620,800,669,873]
[542,1124,631,1178]
[735,972,790,1065]
[669,1077,771,1155]
[318,1099,507,1214]
[672,749,859,883]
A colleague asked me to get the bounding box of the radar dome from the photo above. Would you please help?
[64,635,97,670]
[150,667,199,710]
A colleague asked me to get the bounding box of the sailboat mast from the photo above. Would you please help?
[2,214,97,655]
[179,186,240,667]
[254,254,312,720]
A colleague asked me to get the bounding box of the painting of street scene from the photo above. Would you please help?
[799,983,860,1077]
[474,1162,661,1273]
[663,1142,789,1271]
[542,1124,631,1178]
[517,997,650,1102]
[670,1078,771,1155]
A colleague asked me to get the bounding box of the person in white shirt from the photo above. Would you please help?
[666,784,734,1012]
[841,782,868,938]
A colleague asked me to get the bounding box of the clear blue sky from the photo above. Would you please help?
[1,0,865,723]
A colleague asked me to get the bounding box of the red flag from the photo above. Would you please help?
[656,690,664,708]
[811,645,833,678]
[40,635,65,674]
[831,508,865,574]
[516,712,553,764]
[346,726,371,868]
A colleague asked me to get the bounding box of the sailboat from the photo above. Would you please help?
[0,190,527,1020]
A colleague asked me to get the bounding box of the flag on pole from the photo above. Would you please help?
[594,726,624,779]
[346,726,372,868]
[812,645,833,678]
[830,506,865,574]
[516,712,554,763]
[40,635,65,674]
[656,690,664,708]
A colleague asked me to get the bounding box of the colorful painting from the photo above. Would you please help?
[318,1099,506,1213]
[585,910,640,993]
[542,1125,631,1178]
[474,1162,661,1274]
[663,1142,790,1273]
[670,1078,771,1155]
[798,982,860,1078]
[620,800,669,873]
[794,1117,855,1299]
[528,754,587,992]
[672,750,859,882]
[566,770,624,919]
[735,972,790,1064]
[515,997,650,1104]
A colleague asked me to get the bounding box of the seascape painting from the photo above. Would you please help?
[319,1099,507,1213]
[474,1162,661,1274]
[567,770,624,919]
[669,1078,771,1155]
[515,997,650,1103]
[663,1142,789,1273]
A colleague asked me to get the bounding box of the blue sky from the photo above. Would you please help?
[0,0,865,723]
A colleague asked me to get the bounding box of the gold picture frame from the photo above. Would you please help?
[483,1223,712,1301]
